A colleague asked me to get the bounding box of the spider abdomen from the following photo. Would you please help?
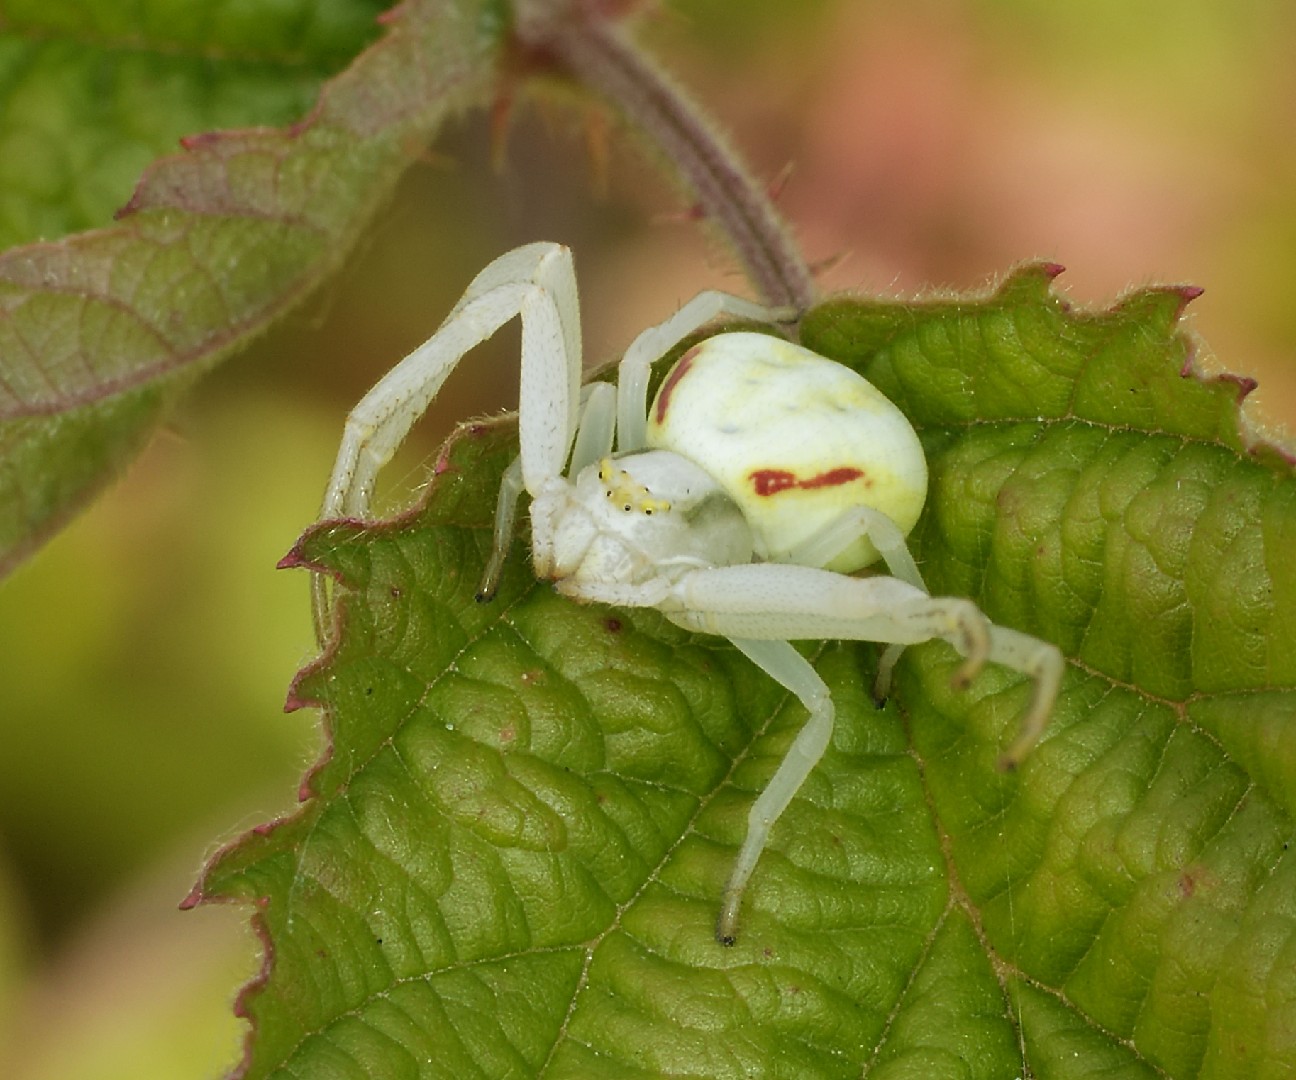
[646,331,928,572]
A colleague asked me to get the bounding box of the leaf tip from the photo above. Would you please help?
[277,530,346,579]
[297,769,324,803]
[1115,282,1204,325]
[113,193,141,222]
[1213,370,1259,405]
[277,530,331,570]
[1165,282,1206,327]
[997,260,1069,306]
[283,686,321,714]
[283,646,331,715]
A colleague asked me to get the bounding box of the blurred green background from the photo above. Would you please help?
[1,1,1294,1075]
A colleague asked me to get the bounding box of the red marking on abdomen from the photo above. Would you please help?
[654,345,701,425]
[750,467,865,496]
[750,469,796,495]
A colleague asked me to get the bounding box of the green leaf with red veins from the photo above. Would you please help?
[0,0,500,575]
[197,266,1296,1079]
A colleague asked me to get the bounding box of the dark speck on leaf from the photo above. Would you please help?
[604,617,622,633]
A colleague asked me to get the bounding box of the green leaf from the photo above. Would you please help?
[196,267,1296,1078]
[0,0,502,575]
[0,0,389,251]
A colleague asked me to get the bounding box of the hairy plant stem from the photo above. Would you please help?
[527,13,817,311]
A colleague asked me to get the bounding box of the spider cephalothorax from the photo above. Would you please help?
[316,242,1063,943]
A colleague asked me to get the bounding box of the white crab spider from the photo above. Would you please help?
[317,242,1063,944]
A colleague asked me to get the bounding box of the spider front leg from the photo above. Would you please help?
[721,637,832,945]
[477,381,617,602]
[574,562,1062,943]
[314,242,582,640]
